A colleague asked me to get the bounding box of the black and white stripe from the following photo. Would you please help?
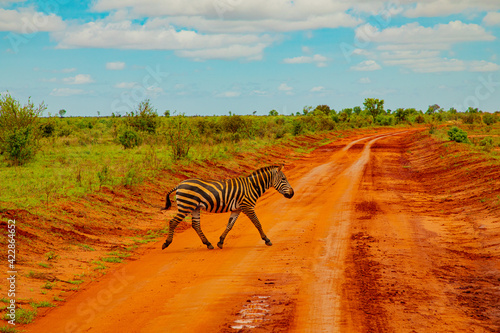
[161,165,294,250]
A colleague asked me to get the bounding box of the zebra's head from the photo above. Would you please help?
[273,165,294,199]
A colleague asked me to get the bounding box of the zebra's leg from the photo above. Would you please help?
[162,212,186,250]
[242,206,272,246]
[217,210,241,249]
[191,208,214,249]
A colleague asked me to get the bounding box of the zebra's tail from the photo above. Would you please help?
[161,186,178,211]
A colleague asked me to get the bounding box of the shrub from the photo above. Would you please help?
[414,114,426,124]
[125,99,159,134]
[479,137,494,152]
[164,114,197,160]
[448,126,469,143]
[220,115,246,134]
[462,112,480,124]
[118,129,142,149]
[0,94,45,165]
[483,113,497,126]
[292,119,305,136]
[39,119,56,138]
[375,114,394,126]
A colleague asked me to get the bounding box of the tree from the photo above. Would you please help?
[483,113,497,126]
[314,105,331,116]
[363,98,384,118]
[0,93,46,165]
[59,109,67,118]
[125,99,159,133]
[426,104,440,115]
[269,109,278,116]
[394,108,410,123]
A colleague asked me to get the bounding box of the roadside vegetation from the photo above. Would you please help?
[1,94,499,210]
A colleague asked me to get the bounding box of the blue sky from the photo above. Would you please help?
[1,0,500,117]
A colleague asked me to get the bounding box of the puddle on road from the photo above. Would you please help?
[231,295,271,330]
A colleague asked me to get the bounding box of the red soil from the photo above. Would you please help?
[2,128,500,332]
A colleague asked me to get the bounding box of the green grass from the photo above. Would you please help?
[67,279,84,285]
[78,244,95,251]
[107,251,131,258]
[91,260,107,271]
[30,301,56,309]
[101,257,123,263]
[0,325,18,333]
[3,308,37,324]
[42,282,56,290]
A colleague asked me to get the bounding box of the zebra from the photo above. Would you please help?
[161,165,294,250]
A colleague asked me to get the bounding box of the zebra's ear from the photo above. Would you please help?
[277,164,284,171]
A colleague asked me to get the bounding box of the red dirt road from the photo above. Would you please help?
[25,130,500,332]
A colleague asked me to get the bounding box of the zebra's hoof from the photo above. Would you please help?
[162,242,170,250]
[217,242,223,249]
[207,243,214,250]
[265,240,273,246]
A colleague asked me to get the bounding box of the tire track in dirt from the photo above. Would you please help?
[292,132,407,333]
[343,134,500,332]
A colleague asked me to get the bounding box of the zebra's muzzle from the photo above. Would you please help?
[284,190,294,199]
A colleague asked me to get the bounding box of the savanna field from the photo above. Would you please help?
[1,94,500,331]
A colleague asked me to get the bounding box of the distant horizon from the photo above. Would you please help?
[1,1,499,117]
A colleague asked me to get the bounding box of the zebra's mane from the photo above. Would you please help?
[249,165,281,177]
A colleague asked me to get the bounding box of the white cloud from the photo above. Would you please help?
[302,46,312,54]
[468,60,500,72]
[278,83,293,91]
[216,91,241,98]
[483,12,500,26]
[0,7,65,33]
[355,21,497,73]
[50,88,87,97]
[351,60,381,71]
[115,82,136,89]
[359,77,371,84]
[49,0,361,63]
[176,43,268,61]
[356,21,495,48]
[92,0,361,33]
[405,0,500,18]
[106,61,126,70]
[52,18,273,63]
[63,74,94,85]
[283,54,329,67]
[310,86,324,92]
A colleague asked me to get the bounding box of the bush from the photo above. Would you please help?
[0,93,45,165]
[118,129,142,149]
[164,114,197,160]
[479,137,494,152]
[448,126,469,143]
[220,115,246,134]
[292,119,305,136]
[125,99,159,134]
[375,114,394,126]
[483,113,497,126]
[39,119,56,138]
